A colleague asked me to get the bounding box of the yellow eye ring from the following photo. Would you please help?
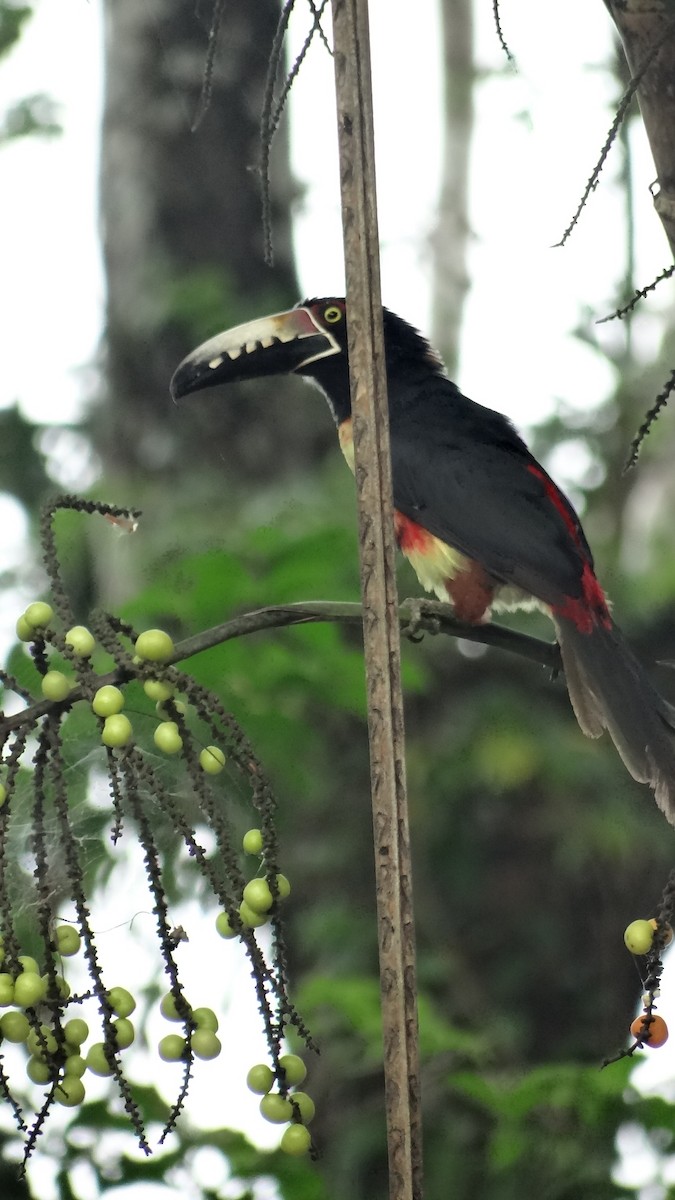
[323,305,342,323]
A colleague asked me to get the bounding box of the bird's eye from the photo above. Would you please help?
[323,305,343,324]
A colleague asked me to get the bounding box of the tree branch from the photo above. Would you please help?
[0,600,560,739]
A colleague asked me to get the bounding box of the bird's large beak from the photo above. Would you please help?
[170,306,340,401]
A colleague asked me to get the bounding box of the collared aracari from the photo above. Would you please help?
[171,297,675,821]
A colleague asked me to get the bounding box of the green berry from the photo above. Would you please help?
[160,992,188,1022]
[43,974,70,1001]
[275,873,291,900]
[242,828,263,855]
[242,879,274,914]
[92,685,125,717]
[0,784,6,808]
[239,901,268,929]
[0,973,14,1006]
[154,721,183,754]
[291,1091,315,1123]
[41,671,71,702]
[27,1056,51,1084]
[0,1011,30,1043]
[191,1029,221,1060]
[159,1034,185,1062]
[192,1007,218,1032]
[25,602,54,629]
[156,699,187,720]
[199,745,226,774]
[14,972,47,1008]
[215,911,237,939]
[16,614,33,642]
[112,1018,135,1049]
[259,1093,293,1124]
[143,679,174,702]
[26,1024,58,1059]
[17,954,40,974]
[624,920,654,955]
[280,1123,311,1156]
[64,1054,87,1078]
[86,1043,114,1077]
[65,626,96,656]
[55,925,81,956]
[107,986,136,1017]
[63,1018,89,1047]
[135,629,175,663]
[56,1076,85,1107]
[279,1053,306,1086]
[247,1063,274,1095]
[101,714,133,748]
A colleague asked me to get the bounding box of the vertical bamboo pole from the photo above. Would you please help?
[330,3,423,1197]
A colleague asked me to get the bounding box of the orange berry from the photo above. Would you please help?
[630,1013,669,1048]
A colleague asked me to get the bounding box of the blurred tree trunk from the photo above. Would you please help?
[96,0,331,481]
[430,0,474,376]
[604,0,675,258]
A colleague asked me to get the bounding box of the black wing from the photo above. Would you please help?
[388,386,594,608]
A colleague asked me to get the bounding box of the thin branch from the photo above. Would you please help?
[492,0,515,66]
[624,367,675,470]
[191,0,229,132]
[555,17,675,249]
[0,599,560,739]
[260,0,331,265]
[596,263,675,325]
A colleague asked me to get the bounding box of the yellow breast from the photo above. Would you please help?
[338,418,355,473]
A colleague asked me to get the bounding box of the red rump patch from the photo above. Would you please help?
[555,563,612,634]
[394,511,434,554]
[527,465,611,633]
[394,511,494,623]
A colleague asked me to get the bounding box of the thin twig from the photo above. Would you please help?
[191,0,229,132]
[0,600,561,739]
[625,367,675,471]
[596,264,675,325]
[555,17,675,249]
[492,0,515,66]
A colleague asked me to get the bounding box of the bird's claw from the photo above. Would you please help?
[403,598,440,642]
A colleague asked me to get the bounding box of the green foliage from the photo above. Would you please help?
[0,5,60,152]
[166,266,295,345]
[0,2,31,59]
[0,94,61,143]
[299,972,491,1066]
[0,406,52,511]
[443,1059,647,1199]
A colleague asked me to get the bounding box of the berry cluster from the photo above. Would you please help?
[216,826,290,935]
[246,1053,314,1157]
[0,929,139,1109]
[623,917,672,1050]
[214,835,289,936]
[2,501,314,1166]
[3,583,314,1160]
[13,604,227,770]
[158,995,221,1062]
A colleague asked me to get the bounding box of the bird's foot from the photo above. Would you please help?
[402,598,441,642]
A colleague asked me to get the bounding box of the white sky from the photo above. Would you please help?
[2,0,675,1194]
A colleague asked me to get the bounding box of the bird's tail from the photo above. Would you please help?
[555,616,675,823]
